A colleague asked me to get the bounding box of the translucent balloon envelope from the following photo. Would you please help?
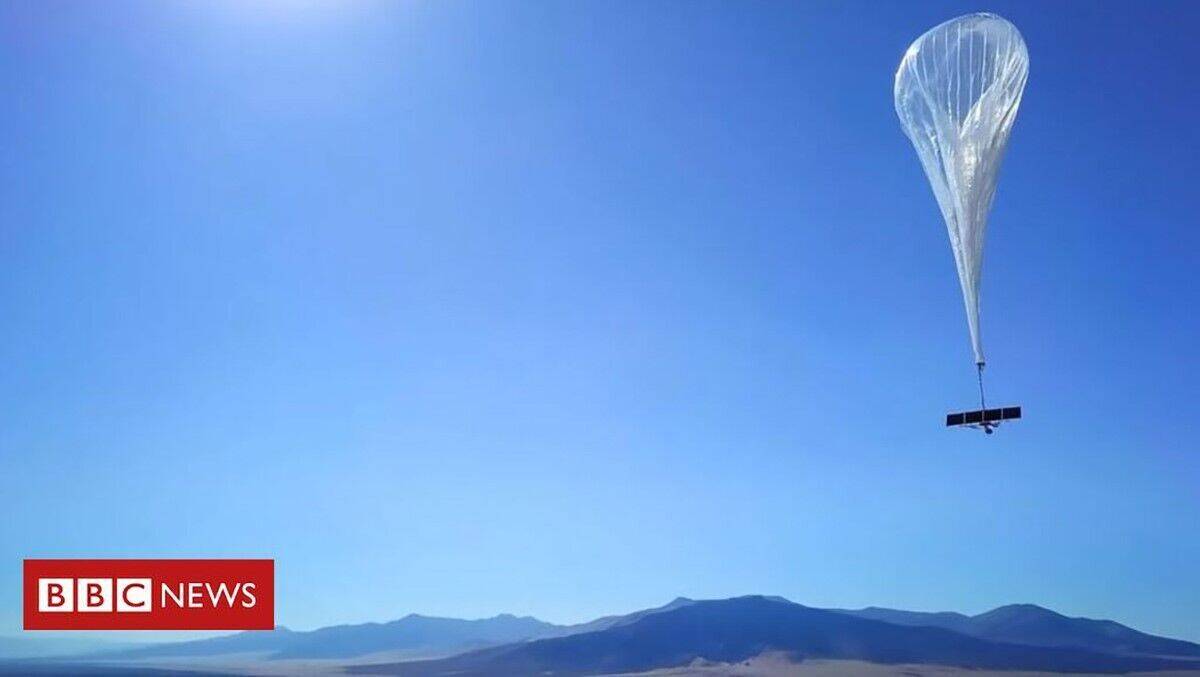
[895,13,1028,366]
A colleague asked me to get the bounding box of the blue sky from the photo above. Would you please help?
[2,0,1198,643]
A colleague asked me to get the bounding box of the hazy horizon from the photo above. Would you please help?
[4,594,1198,655]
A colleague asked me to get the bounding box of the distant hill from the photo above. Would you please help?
[554,597,698,635]
[839,603,1200,657]
[88,598,704,662]
[0,663,230,676]
[0,636,144,660]
[350,596,1200,676]
[90,627,295,659]
[95,613,560,661]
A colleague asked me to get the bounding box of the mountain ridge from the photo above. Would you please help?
[837,602,1200,658]
[59,595,1200,671]
[349,596,1200,676]
[90,613,560,662]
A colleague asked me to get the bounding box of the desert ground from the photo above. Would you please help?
[616,654,1200,677]
[21,653,1200,677]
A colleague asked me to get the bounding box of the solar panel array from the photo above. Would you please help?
[946,406,1022,427]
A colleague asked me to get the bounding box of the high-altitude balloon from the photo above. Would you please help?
[895,13,1028,366]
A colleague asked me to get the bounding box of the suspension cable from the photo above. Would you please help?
[977,363,987,411]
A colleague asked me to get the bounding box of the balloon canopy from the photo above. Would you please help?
[894,13,1029,366]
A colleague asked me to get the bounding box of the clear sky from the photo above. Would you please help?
[2,0,1198,643]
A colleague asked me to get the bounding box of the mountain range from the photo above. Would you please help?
[351,597,1200,676]
[90,613,560,661]
[85,597,702,663]
[0,636,140,661]
[14,595,1200,675]
[840,603,1200,658]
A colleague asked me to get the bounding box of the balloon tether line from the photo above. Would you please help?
[976,363,986,411]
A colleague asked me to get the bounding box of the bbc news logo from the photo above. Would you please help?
[24,559,273,630]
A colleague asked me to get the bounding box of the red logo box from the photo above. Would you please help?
[24,559,274,630]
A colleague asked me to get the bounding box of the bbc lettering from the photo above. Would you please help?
[38,578,152,612]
